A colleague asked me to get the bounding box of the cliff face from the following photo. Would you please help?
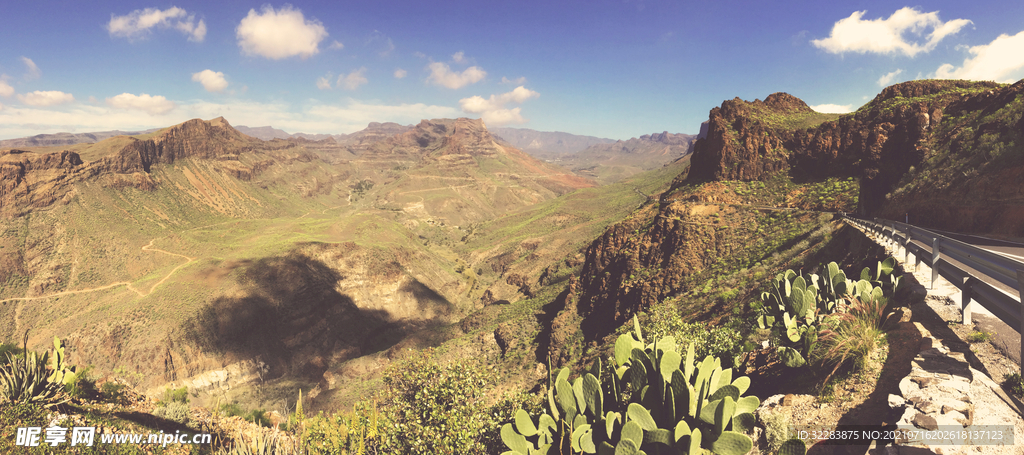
[0,150,86,216]
[101,117,256,173]
[548,80,1015,359]
[687,80,1003,214]
[876,80,1024,236]
[0,118,261,217]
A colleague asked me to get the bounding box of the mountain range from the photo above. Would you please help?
[1,78,1022,441]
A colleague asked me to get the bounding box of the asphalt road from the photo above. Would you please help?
[873,223,1023,366]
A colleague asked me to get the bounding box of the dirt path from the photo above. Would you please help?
[4,237,196,337]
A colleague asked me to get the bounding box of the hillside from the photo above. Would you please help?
[0,115,601,417]
[489,126,615,157]
[3,80,1023,454]
[551,131,696,184]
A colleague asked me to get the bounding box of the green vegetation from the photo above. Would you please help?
[753,258,900,372]
[1004,372,1024,398]
[500,316,790,454]
[968,330,993,343]
[747,103,841,131]
[0,335,69,407]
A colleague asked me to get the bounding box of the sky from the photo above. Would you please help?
[1,1,1023,140]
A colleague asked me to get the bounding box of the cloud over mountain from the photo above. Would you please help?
[18,90,74,106]
[107,6,206,42]
[236,5,327,59]
[192,70,228,93]
[427,62,486,89]
[812,7,971,57]
[935,30,1024,83]
[810,103,853,114]
[106,93,175,115]
[459,86,539,125]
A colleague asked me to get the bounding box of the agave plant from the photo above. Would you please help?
[0,334,68,407]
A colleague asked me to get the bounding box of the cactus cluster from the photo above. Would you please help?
[0,335,69,407]
[754,258,901,368]
[47,336,78,388]
[502,316,786,455]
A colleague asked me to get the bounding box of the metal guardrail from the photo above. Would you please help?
[842,215,1024,364]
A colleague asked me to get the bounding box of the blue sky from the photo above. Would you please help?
[1,1,1022,140]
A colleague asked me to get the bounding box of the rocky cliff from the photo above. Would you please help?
[687,80,1004,214]
[876,79,1024,236]
[0,149,86,216]
[0,118,267,217]
[544,80,1017,362]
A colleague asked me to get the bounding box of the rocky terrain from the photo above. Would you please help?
[490,126,616,157]
[549,131,696,183]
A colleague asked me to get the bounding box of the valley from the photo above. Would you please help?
[2,78,1023,454]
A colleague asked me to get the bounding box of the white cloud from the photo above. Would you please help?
[106,93,176,115]
[17,90,74,106]
[328,40,344,50]
[427,62,486,89]
[107,7,206,42]
[934,30,1024,83]
[0,98,462,140]
[810,103,853,114]
[394,68,407,79]
[21,57,41,80]
[877,69,904,86]
[316,74,333,90]
[0,79,13,97]
[338,68,368,90]
[812,7,971,57]
[452,51,465,63]
[191,70,228,93]
[459,86,539,126]
[500,76,527,85]
[236,5,327,60]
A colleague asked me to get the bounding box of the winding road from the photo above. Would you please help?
[3,237,196,338]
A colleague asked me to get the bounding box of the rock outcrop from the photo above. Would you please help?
[0,117,261,217]
[0,149,87,216]
[686,80,1004,214]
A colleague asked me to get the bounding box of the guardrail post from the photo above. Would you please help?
[1017,270,1024,368]
[903,233,911,264]
[931,237,941,290]
[962,277,973,325]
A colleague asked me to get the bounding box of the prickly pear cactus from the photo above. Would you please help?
[753,259,900,369]
[502,316,761,454]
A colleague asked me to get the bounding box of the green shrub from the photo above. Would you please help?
[646,311,743,365]
[246,409,271,428]
[968,331,992,343]
[161,385,189,404]
[1004,372,1024,398]
[373,352,496,454]
[221,402,245,418]
[302,412,348,454]
[65,365,97,399]
[100,381,127,403]
[153,401,191,425]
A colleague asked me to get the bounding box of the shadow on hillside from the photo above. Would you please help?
[179,252,451,380]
